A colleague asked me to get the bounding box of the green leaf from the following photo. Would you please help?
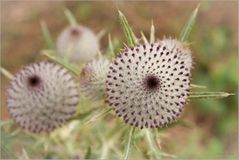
[41,50,80,76]
[64,8,78,26]
[123,127,135,160]
[159,120,192,130]
[179,4,200,42]
[0,67,14,80]
[118,10,138,47]
[40,21,54,49]
[189,92,234,99]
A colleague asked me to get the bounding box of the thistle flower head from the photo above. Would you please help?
[106,39,192,128]
[7,61,79,133]
[80,58,110,100]
[57,25,100,63]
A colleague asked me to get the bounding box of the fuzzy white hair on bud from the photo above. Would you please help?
[80,58,110,100]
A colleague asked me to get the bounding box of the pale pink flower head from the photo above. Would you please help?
[57,25,100,63]
[106,39,192,128]
[7,61,79,133]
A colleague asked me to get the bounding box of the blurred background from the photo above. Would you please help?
[1,1,238,159]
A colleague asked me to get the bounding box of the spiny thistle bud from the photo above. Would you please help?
[106,39,192,129]
[57,25,100,63]
[7,61,79,133]
[80,58,110,100]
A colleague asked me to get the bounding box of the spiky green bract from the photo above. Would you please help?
[40,21,54,49]
[179,4,200,42]
[118,10,138,47]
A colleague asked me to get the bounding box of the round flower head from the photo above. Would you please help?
[57,25,100,63]
[106,39,192,128]
[7,61,79,133]
[80,58,110,100]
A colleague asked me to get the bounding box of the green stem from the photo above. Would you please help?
[83,108,112,126]
[145,129,161,160]
[124,127,135,160]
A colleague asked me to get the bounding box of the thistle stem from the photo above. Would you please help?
[145,129,161,160]
[83,108,112,126]
[123,127,135,160]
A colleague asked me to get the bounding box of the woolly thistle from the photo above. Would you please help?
[106,39,192,129]
[56,25,100,63]
[7,61,79,133]
[80,58,110,100]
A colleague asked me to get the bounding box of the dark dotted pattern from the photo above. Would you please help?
[106,39,192,129]
[70,27,82,37]
[7,62,79,133]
